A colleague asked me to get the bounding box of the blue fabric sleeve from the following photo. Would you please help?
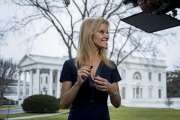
[111,62,121,83]
[60,60,76,83]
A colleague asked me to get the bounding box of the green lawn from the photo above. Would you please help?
[109,107,180,120]
[0,105,16,110]
[0,113,39,119]
[1,107,180,120]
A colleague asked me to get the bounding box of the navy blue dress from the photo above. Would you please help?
[60,59,121,120]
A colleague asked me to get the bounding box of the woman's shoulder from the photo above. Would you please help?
[109,60,115,64]
[64,58,75,63]
[109,60,117,68]
[63,58,76,67]
[102,59,117,70]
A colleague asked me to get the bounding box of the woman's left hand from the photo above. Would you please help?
[93,76,111,92]
[93,76,121,108]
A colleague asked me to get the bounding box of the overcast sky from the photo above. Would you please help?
[1,1,180,70]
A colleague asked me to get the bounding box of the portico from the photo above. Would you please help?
[17,54,62,103]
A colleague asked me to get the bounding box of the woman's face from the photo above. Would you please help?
[93,23,109,49]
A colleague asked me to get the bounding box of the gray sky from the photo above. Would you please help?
[1,1,180,69]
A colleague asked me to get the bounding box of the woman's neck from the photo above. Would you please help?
[88,51,101,66]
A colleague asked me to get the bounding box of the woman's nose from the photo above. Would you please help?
[105,33,109,39]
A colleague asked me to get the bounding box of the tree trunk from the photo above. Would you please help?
[68,47,72,59]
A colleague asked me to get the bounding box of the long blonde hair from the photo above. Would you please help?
[76,17,113,68]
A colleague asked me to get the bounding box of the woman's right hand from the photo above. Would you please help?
[77,66,91,85]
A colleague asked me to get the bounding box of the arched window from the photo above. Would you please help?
[133,72,142,80]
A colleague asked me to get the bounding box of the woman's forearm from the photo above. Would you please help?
[60,81,82,109]
[108,83,121,108]
[109,92,121,108]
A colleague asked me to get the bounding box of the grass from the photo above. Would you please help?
[109,107,180,120]
[24,113,68,120]
[0,105,16,110]
[0,109,68,119]
[0,113,39,119]
[0,107,180,120]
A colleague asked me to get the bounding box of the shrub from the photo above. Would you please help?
[0,97,16,106]
[22,95,60,113]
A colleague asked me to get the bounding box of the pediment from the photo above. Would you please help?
[18,55,36,67]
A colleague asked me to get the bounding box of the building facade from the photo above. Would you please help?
[17,54,62,104]
[118,55,167,108]
[16,54,168,108]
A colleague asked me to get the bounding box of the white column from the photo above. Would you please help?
[48,69,53,96]
[17,71,21,102]
[29,70,33,96]
[34,69,40,94]
[56,70,61,98]
[23,71,27,98]
[163,72,167,99]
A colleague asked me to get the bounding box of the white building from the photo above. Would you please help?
[17,54,63,104]
[118,55,167,108]
[16,54,168,108]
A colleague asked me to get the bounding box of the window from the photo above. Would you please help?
[133,88,136,99]
[140,88,143,98]
[40,77,42,84]
[133,72,142,80]
[133,86,143,99]
[158,73,161,82]
[45,89,48,95]
[46,76,48,84]
[148,87,153,99]
[148,72,152,81]
[122,87,126,99]
[121,69,126,80]
[158,89,162,98]
[136,87,140,99]
[53,70,57,83]
[53,90,56,96]
[26,88,29,95]
[20,90,23,95]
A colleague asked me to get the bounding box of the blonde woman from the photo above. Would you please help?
[60,17,121,120]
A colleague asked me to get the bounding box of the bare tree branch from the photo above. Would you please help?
[88,3,102,16]
[1,0,166,65]
[65,7,77,50]
[0,58,17,98]
[72,0,83,18]
[102,0,110,17]
[117,45,139,65]
[82,0,89,17]
[116,27,132,64]
[106,1,124,19]
[24,25,53,46]
[109,18,121,59]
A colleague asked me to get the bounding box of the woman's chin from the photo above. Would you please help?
[102,46,108,49]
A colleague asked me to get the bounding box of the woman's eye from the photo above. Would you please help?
[99,30,104,34]
[99,30,108,34]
